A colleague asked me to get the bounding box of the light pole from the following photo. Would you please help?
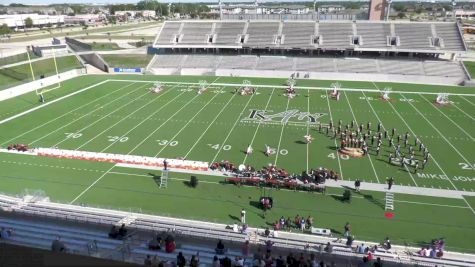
[386,0,393,21]
[452,0,456,21]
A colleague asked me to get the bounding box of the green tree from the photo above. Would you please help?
[0,23,12,35]
[397,12,405,19]
[24,17,33,28]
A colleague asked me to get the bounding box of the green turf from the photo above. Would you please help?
[0,74,473,253]
[0,56,82,90]
[464,61,475,78]
[100,54,153,68]
[90,42,123,51]
[0,52,38,67]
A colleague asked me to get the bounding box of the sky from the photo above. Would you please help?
[1,0,464,4]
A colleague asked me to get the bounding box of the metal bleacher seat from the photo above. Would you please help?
[336,58,378,73]
[356,22,391,48]
[219,55,258,70]
[378,60,424,75]
[318,22,353,49]
[153,55,184,68]
[245,21,279,48]
[182,55,219,69]
[435,23,466,51]
[423,61,466,78]
[255,56,293,70]
[156,21,182,44]
[281,22,315,49]
[180,22,213,44]
[395,23,433,50]
[214,22,246,46]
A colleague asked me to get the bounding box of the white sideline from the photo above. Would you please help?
[108,79,475,96]
[0,79,109,126]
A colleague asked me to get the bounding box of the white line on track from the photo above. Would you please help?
[154,88,222,157]
[0,80,115,146]
[108,79,475,96]
[451,102,475,122]
[242,88,276,165]
[184,90,237,159]
[360,91,418,186]
[459,95,475,107]
[274,96,291,166]
[127,77,221,156]
[343,90,380,183]
[49,83,152,147]
[306,89,310,173]
[401,94,474,169]
[126,91,197,155]
[0,80,110,128]
[27,82,144,146]
[370,82,460,192]
[418,94,474,140]
[210,89,258,164]
[324,90,344,180]
[69,165,115,204]
[75,87,176,151]
[99,85,183,153]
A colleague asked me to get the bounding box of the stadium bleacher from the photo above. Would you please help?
[154,20,466,53]
[1,194,475,267]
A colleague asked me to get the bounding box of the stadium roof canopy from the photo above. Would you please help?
[153,20,467,54]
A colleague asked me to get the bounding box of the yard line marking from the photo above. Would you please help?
[451,101,475,122]
[343,91,380,183]
[100,86,183,153]
[49,83,152,147]
[210,89,257,164]
[306,89,310,173]
[184,91,237,158]
[361,91,418,187]
[419,94,474,140]
[324,89,344,180]
[69,165,116,204]
[459,95,475,107]
[371,82,460,192]
[154,88,222,157]
[76,88,175,151]
[242,88,276,165]
[108,79,475,96]
[401,94,473,169]
[274,96,291,166]
[0,80,110,127]
[127,77,221,155]
[0,80,118,146]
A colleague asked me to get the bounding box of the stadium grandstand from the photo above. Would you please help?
[148,20,469,85]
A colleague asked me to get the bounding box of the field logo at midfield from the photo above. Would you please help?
[242,109,326,126]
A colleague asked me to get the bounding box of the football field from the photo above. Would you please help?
[0,75,474,252]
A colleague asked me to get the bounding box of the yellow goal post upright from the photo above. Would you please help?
[29,47,62,103]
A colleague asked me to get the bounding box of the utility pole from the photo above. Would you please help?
[386,0,393,21]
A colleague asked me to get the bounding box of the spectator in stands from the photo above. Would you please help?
[148,234,162,250]
[221,256,232,267]
[382,237,391,250]
[324,242,333,253]
[0,227,13,240]
[190,253,199,267]
[306,216,313,229]
[212,256,220,267]
[177,252,186,267]
[264,227,270,237]
[165,234,176,253]
[118,223,128,239]
[346,235,354,247]
[144,255,152,266]
[216,239,226,255]
[51,236,66,252]
[373,257,383,267]
[357,243,367,254]
[275,255,285,267]
[242,240,251,257]
[108,225,119,239]
[234,256,244,267]
[264,239,274,253]
[367,252,374,261]
[309,254,318,267]
[151,255,160,267]
[358,256,369,267]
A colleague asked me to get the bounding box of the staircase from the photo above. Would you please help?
[160,169,169,189]
[385,192,394,211]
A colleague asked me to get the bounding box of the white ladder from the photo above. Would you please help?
[385,192,394,210]
[160,169,169,189]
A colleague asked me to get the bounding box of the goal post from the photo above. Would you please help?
[34,47,62,101]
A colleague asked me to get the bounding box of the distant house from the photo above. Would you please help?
[318,5,346,14]
[0,14,64,29]
[64,14,105,25]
